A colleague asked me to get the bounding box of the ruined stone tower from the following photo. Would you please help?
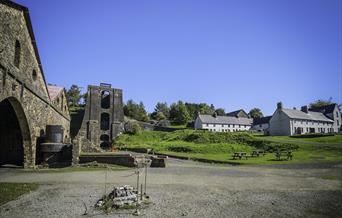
[76,83,124,152]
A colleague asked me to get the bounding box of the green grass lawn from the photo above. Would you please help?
[260,135,342,144]
[115,130,342,165]
[0,183,39,205]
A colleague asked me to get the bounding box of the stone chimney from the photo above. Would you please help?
[301,105,309,113]
[293,107,297,110]
[277,102,283,110]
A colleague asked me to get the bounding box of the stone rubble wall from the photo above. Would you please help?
[0,2,70,168]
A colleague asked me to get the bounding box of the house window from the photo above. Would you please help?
[337,120,339,126]
[213,124,216,127]
[14,40,21,68]
[336,111,339,118]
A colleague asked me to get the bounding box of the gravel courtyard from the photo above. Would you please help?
[1,159,342,218]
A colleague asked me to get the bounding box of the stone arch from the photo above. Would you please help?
[101,90,110,109]
[100,113,110,130]
[0,97,31,166]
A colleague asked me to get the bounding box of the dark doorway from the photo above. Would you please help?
[0,99,24,166]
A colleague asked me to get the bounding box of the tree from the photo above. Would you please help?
[309,98,335,110]
[124,99,149,122]
[248,108,263,119]
[81,91,88,105]
[169,101,191,125]
[155,112,166,121]
[185,102,215,119]
[66,84,82,106]
[215,108,226,116]
[154,102,170,118]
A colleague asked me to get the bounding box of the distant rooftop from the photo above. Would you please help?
[253,116,272,125]
[198,114,252,125]
[281,108,333,123]
[47,85,64,101]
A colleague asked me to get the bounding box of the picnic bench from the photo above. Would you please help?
[232,152,249,160]
[251,150,265,157]
[275,150,293,160]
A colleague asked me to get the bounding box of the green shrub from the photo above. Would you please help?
[168,146,193,153]
[125,121,142,135]
[290,133,334,138]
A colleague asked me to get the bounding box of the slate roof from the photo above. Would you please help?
[282,108,333,123]
[226,109,249,117]
[309,104,337,114]
[253,116,272,125]
[198,114,252,125]
[47,85,64,101]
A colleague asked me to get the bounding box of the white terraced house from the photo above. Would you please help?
[269,102,340,136]
[194,110,253,132]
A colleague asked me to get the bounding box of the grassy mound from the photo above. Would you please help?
[115,130,298,161]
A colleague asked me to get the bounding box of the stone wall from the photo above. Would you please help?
[75,84,124,153]
[0,2,70,167]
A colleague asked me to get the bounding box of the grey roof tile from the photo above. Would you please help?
[198,114,252,125]
[282,108,333,122]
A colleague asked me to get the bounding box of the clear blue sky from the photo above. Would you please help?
[15,0,342,115]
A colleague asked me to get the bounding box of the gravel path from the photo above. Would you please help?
[1,159,342,218]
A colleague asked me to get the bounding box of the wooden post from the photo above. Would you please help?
[136,168,139,194]
[144,162,147,195]
[140,184,143,200]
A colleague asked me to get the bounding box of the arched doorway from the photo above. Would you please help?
[0,97,30,166]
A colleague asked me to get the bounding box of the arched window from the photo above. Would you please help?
[14,40,21,68]
[100,134,109,141]
[100,141,110,150]
[100,113,110,130]
[101,90,110,109]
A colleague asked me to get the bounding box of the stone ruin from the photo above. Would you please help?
[74,83,124,153]
[96,185,138,209]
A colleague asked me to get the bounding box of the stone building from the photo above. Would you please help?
[251,116,272,134]
[309,104,341,133]
[75,83,124,152]
[194,113,252,132]
[0,1,70,167]
[269,103,336,136]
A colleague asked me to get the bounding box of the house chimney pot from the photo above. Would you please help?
[277,102,283,110]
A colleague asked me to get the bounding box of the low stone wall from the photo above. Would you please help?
[79,154,136,167]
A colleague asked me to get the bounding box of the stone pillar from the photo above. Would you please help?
[72,137,82,166]
[87,120,99,146]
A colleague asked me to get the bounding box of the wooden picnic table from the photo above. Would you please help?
[251,150,265,157]
[275,150,293,160]
[232,152,248,160]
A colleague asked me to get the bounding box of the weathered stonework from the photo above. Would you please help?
[75,84,124,153]
[0,1,70,168]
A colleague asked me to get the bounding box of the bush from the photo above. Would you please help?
[168,146,193,153]
[290,133,334,138]
[124,121,142,135]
